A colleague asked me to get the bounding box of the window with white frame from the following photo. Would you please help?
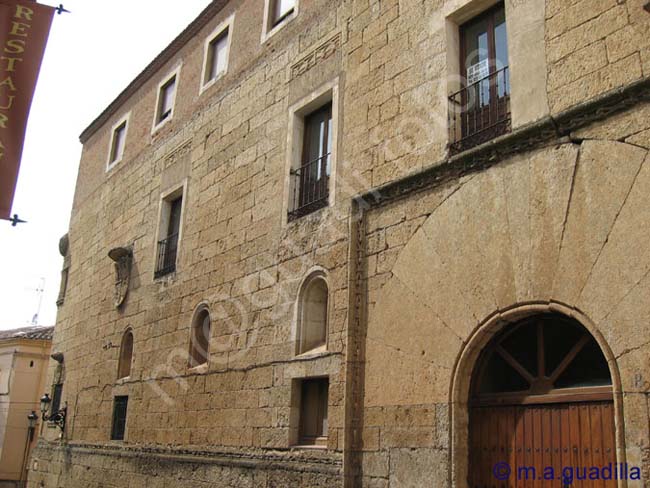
[262,0,298,41]
[201,16,233,91]
[106,114,129,170]
[448,2,510,153]
[154,182,186,279]
[273,0,295,26]
[284,80,339,224]
[158,78,176,122]
[153,67,180,131]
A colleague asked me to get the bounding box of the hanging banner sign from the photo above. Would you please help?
[0,0,55,221]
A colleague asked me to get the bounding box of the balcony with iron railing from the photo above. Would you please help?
[288,154,330,221]
[448,66,511,154]
[154,233,178,279]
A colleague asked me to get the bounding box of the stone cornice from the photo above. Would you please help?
[36,440,343,474]
[79,0,228,144]
[356,76,650,211]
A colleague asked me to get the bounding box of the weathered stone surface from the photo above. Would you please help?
[552,140,646,306]
[390,226,478,338]
[574,101,650,142]
[30,0,650,486]
[388,448,448,487]
[578,151,650,321]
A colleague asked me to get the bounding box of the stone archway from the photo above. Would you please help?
[449,303,626,488]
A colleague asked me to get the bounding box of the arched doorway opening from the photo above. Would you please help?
[469,313,616,487]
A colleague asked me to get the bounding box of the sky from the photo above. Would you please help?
[0,1,212,330]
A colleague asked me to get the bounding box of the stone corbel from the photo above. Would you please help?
[56,234,70,306]
[108,246,133,308]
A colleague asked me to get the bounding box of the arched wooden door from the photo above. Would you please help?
[469,314,616,487]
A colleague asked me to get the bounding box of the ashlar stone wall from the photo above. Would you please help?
[27,0,650,486]
[546,0,650,112]
[359,101,650,487]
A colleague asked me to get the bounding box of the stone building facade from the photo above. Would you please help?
[28,0,650,486]
[0,326,53,488]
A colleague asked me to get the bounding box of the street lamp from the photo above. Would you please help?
[21,411,40,487]
[39,394,50,415]
[39,393,66,433]
[27,411,38,441]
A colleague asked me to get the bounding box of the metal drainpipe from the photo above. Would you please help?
[19,424,34,488]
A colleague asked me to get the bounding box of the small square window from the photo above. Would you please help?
[295,378,328,447]
[111,396,128,441]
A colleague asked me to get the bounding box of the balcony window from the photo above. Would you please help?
[449,3,510,153]
[155,195,182,278]
[288,103,331,221]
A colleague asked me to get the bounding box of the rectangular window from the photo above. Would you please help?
[155,194,182,278]
[448,2,510,153]
[298,378,328,446]
[207,29,229,83]
[51,383,63,414]
[262,0,297,42]
[273,0,295,26]
[158,76,176,123]
[109,122,126,164]
[111,396,128,441]
[289,103,332,221]
[106,113,130,170]
[201,15,234,93]
[152,67,181,133]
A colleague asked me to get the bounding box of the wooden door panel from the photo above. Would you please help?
[469,402,617,487]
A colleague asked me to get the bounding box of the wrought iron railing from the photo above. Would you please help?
[154,233,178,278]
[288,155,330,221]
[448,66,511,154]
